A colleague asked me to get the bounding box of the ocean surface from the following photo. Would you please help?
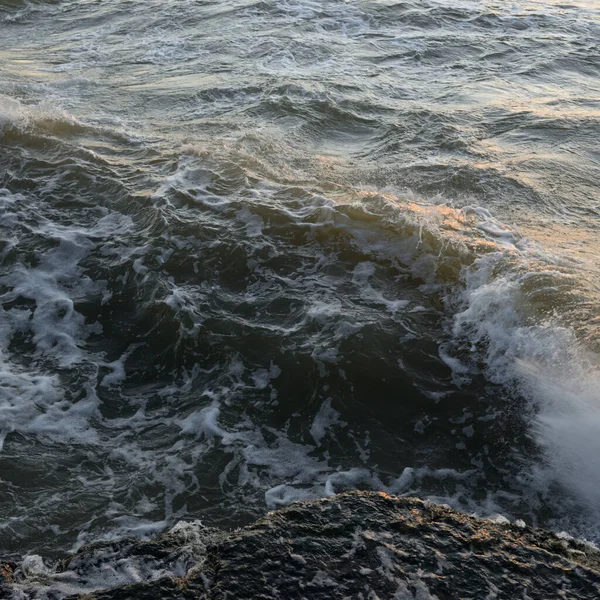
[1,0,600,585]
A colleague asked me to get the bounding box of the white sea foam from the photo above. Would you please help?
[8,519,210,600]
[448,226,600,533]
[310,397,344,446]
[0,94,79,133]
[0,192,135,448]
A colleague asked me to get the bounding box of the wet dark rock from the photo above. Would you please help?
[6,492,600,599]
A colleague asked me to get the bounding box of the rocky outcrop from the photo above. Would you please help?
[4,491,600,599]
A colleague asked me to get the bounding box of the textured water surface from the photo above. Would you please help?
[1,0,600,570]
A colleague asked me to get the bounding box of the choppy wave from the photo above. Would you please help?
[2,138,599,557]
[1,0,600,591]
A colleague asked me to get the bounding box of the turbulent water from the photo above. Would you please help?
[1,0,600,579]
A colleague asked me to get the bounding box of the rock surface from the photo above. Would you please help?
[4,491,600,599]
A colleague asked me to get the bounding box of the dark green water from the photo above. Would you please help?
[1,0,600,581]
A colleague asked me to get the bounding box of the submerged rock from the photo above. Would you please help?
[5,492,600,599]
